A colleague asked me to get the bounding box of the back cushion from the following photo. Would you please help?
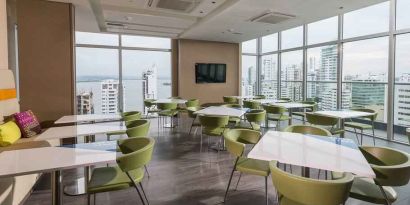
[0,121,22,146]
[13,110,42,138]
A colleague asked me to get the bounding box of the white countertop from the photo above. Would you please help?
[194,106,248,118]
[315,110,374,119]
[55,114,122,124]
[0,141,117,177]
[248,131,375,178]
[153,99,187,104]
[269,102,314,109]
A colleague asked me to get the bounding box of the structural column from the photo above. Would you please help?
[0,0,8,70]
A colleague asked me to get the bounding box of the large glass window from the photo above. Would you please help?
[281,26,303,49]
[281,50,303,101]
[76,32,119,46]
[308,16,338,45]
[241,55,257,96]
[122,35,171,49]
[307,45,338,110]
[394,33,410,141]
[241,39,257,54]
[261,33,278,53]
[343,2,389,39]
[260,54,278,99]
[396,0,410,30]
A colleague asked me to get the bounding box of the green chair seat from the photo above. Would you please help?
[236,157,270,177]
[88,166,144,194]
[235,122,261,131]
[328,127,345,135]
[344,122,373,130]
[267,114,290,121]
[349,177,398,204]
[203,127,229,136]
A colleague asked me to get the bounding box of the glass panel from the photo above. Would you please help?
[394,33,410,142]
[261,54,278,99]
[241,55,257,96]
[342,37,389,124]
[261,33,278,53]
[76,47,119,114]
[307,82,338,110]
[242,39,257,54]
[280,82,303,101]
[121,35,171,49]
[122,50,171,112]
[343,2,389,39]
[76,32,119,46]
[308,16,338,45]
[397,0,410,30]
[281,50,303,81]
[281,26,303,49]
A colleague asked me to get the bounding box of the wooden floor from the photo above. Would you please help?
[25,116,410,205]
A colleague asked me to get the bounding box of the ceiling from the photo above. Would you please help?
[51,0,387,43]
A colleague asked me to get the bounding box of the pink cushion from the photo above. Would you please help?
[13,110,42,138]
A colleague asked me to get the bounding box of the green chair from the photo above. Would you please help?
[243,100,261,109]
[220,104,242,125]
[236,109,266,131]
[270,160,354,205]
[333,146,410,205]
[87,137,155,205]
[187,106,201,135]
[263,104,289,130]
[344,108,378,145]
[306,113,344,137]
[168,96,182,99]
[280,97,292,102]
[185,99,199,108]
[284,125,332,137]
[198,115,229,151]
[144,99,159,118]
[223,96,239,104]
[106,111,142,140]
[292,101,318,124]
[126,120,150,138]
[157,102,178,128]
[223,129,269,205]
[254,95,266,100]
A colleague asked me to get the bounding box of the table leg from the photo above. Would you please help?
[340,119,345,138]
[288,108,293,125]
[51,170,62,205]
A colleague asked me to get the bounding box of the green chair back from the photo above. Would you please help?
[198,115,229,128]
[157,102,177,111]
[284,125,332,137]
[245,109,266,124]
[263,104,287,115]
[224,130,249,157]
[116,137,155,173]
[122,111,142,121]
[221,104,241,108]
[185,99,199,108]
[243,100,260,109]
[270,161,354,205]
[225,129,262,148]
[144,99,156,108]
[223,96,239,104]
[359,146,410,186]
[306,113,339,127]
[254,95,266,99]
[351,108,378,121]
[126,120,150,138]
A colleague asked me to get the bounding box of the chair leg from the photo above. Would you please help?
[372,127,376,146]
[234,173,242,191]
[126,172,146,205]
[353,128,360,145]
[87,194,91,205]
[189,119,194,135]
[378,185,392,205]
[144,165,150,178]
[93,193,96,205]
[139,182,150,205]
[224,167,236,203]
[265,176,268,205]
[360,130,364,146]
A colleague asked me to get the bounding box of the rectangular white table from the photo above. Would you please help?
[194,106,248,118]
[254,99,288,104]
[269,102,314,125]
[0,141,117,205]
[54,114,122,124]
[248,131,375,178]
[153,99,187,104]
[314,110,375,137]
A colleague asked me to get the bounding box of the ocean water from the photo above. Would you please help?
[76,79,171,113]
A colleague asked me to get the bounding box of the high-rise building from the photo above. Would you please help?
[394,73,410,127]
[101,79,119,114]
[76,91,94,114]
[261,58,278,98]
[142,64,158,100]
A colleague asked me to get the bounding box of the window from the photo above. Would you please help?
[260,54,278,99]
[261,33,278,53]
[281,50,303,101]
[394,33,410,142]
[342,37,389,124]
[343,2,389,39]
[241,39,257,54]
[76,32,119,46]
[307,45,338,110]
[281,26,303,49]
[308,16,338,45]
[396,0,410,30]
[241,55,257,96]
[122,35,171,49]
[76,47,119,114]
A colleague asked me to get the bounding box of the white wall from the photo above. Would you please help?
[0,0,8,70]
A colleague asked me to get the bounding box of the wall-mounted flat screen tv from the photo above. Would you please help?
[195,63,226,83]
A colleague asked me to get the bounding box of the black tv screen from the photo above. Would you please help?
[195,63,226,83]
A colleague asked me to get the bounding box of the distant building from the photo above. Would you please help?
[142,64,158,100]
[77,91,94,114]
[394,73,410,126]
[261,58,278,98]
[101,79,119,114]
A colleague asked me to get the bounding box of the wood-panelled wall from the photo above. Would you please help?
[17,0,74,125]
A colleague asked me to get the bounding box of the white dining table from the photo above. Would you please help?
[253,99,288,104]
[194,106,248,118]
[54,114,122,124]
[268,102,314,125]
[314,110,375,138]
[0,141,117,205]
[153,99,187,104]
[248,131,375,178]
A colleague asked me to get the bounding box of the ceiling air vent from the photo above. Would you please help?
[250,11,296,24]
[147,0,203,13]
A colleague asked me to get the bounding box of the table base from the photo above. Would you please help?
[63,177,87,196]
